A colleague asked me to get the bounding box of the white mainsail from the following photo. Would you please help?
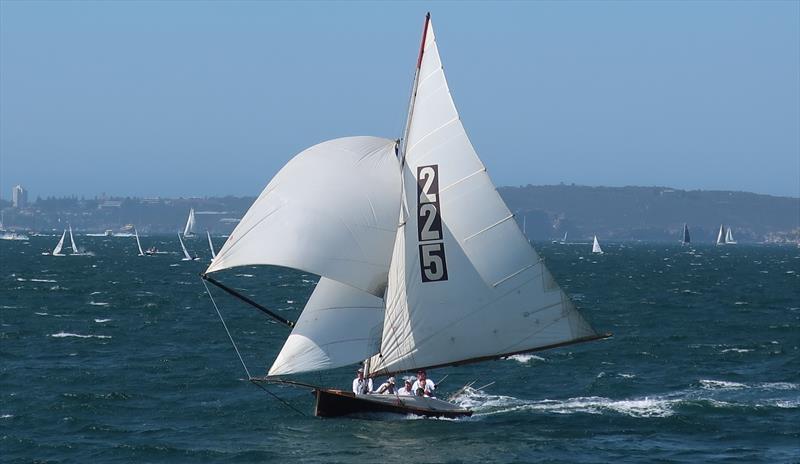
[178,233,193,260]
[366,18,599,376]
[135,228,145,256]
[207,231,216,260]
[183,208,197,237]
[592,235,603,254]
[206,137,401,297]
[69,226,81,255]
[716,224,725,245]
[52,230,66,256]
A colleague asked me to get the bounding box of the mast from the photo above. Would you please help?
[398,12,431,166]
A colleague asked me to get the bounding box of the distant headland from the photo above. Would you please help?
[1,185,798,243]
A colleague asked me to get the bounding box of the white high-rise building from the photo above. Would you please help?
[12,185,28,208]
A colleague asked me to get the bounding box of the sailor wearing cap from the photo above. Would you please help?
[397,377,415,396]
[375,376,397,395]
[411,369,436,397]
[352,367,373,394]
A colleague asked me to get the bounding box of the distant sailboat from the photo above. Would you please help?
[135,228,145,256]
[178,233,196,261]
[725,227,737,245]
[207,231,217,261]
[716,224,726,245]
[51,230,67,256]
[592,235,603,254]
[183,208,197,238]
[681,223,691,245]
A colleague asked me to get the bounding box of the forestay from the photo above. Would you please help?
[367,19,599,376]
[206,136,401,297]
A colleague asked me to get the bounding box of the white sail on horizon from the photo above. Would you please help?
[725,227,736,244]
[207,231,217,260]
[178,233,193,260]
[135,228,145,256]
[183,208,197,237]
[592,235,603,254]
[69,226,81,255]
[716,224,726,245]
[52,230,66,256]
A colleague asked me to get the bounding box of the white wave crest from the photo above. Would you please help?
[50,332,111,339]
[94,318,112,323]
[504,354,546,363]
[699,379,747,390]
[89,301,110,306]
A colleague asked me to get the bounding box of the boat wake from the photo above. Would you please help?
[448,381,799,419]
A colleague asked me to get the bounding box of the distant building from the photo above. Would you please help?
[12,185,28,208]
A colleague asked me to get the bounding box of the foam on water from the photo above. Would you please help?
[50,332,111,339]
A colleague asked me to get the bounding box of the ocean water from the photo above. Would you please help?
[1,236,798,463]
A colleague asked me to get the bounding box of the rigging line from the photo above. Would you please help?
[249,380,307,418]
[201,277,252,380]
[201,273,295,328]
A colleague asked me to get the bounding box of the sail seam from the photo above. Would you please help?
[440,168,486,194]
[406,116,458,154]
[463,214,514,242]
[492,262,537,287]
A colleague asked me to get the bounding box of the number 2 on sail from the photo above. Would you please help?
[417,165,448,282]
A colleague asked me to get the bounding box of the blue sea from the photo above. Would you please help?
[1,236,798,463]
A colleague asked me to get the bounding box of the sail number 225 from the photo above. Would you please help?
[417,165,448,283]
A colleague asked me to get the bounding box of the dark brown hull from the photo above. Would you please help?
[313,388,472,419]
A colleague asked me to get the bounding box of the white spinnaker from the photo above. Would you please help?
[268,277,384,376]
[69,226,80,254]
[206,137,401,297]
[135,229,145,256]
[368,20,598,376]
[52,230,66,255]
[184,209,196,237]
[178,233,192,260]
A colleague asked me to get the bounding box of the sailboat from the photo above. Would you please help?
[50,230,67,256]
[201,13,610,419]
[177,233,197,261]
[592,235,603,254]
[207,231,217,261]
[183,208,197,238]
[681,223,691,245]
[716,224,726,245]
[134,228,146,256]
[724,227,737,245]
[553,231,568,244]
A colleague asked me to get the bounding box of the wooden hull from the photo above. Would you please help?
[313,388,472,419]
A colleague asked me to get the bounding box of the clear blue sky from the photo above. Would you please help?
[1,1,798,199]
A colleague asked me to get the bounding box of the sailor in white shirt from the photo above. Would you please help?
[397,377,415,396]
[375,376,396,394]
[352,367,373,394]
[411,369,436,397]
